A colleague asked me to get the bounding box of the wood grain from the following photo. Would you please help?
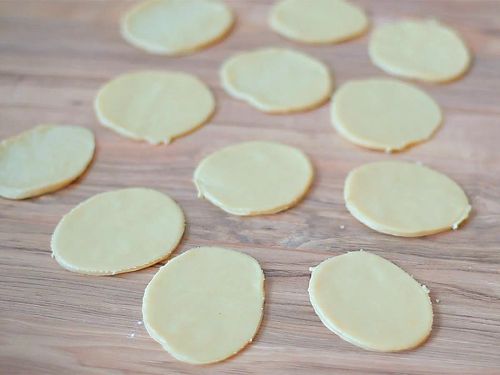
[1,1,499,374]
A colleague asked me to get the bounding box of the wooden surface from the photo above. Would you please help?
[1,1,499,374]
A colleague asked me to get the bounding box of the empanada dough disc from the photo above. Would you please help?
[270,0,368,44]
[143,246,264,364]
[95,71,215,144]
[0,125,94,200]
[121,0,234,55]
[309,250,433,351]
[194,141,313,215]
[369,20,471,82]
[344,161,471,237]
[221,48,333,113]
[331,78,442,151]
[52,188,185,275]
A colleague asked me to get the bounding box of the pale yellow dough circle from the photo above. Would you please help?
[121,0,234,55]
[194,141,314,215]
[309,250,433,351]
[344,161,471,237]
[0,125,94,200]
[369,20,471,82]
[270,0,368,44]
[221,48,333,113]
[143,246,264,364]
[331,78,442,151]
[51,188,185,275]
[95,71,214,144]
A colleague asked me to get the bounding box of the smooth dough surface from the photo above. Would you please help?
[121,0,234,55]
[194,141,313,215]
[143,246,264,364]
[309,250,433,351]
[52,188,185,275]
[95,71,214,144]
[221,48,333,113]
[0,125,94,200]
[369,20,471,82]
[331,78,442,151]
[344,161,471,237]
[270,0,368,44]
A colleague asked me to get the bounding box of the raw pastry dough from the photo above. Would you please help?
[121,0,234,55]
[0,125,94,200]
[344,161,471,237]
[270,0,368,44]
[331,78,442,151]
[369,20,471,82]
[309,250,433,351]
[52,188,185,275]
[95,71,214,144]
[194,141,313,215]
[143,246,264,364]
[221,48,333,113]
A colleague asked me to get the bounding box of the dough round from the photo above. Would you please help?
[143,246,264,364]
[95,71,214,144]
[52,188,185,275]
[121,0,234,55]
[0,125,94,200]
[331,78,442,151]
[194,141,314,215]
[309,250,433,351]
[344,161,471,237]
[270,0,368,44]
[221,48,333,113]
[369,20,471,82]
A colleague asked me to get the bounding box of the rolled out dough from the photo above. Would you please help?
[121,0,234,55]
[344,161,471,237]
[142,246,264,364]
[51,188,185,275]
[221,48,333,113]
[95,71,214,144]
[309,250,433,351]
[0,125,94,200]
[193,141,314,215]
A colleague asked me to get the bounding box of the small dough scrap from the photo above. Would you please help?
[369,20,471,82]
[194,141,313,215]
[95,71,214,144]
[331,78,442,151]
[309,250,433,351]
[143,246,264,364]
[52,188,185,275]
[270,0,368,44]
[0,125,94,200]
[221,48,333,113]
[344,161,471,237]
[121,0,234,55]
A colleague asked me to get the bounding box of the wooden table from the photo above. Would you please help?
[1,1,499,374]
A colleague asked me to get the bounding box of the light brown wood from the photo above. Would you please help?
[1,1,499,374]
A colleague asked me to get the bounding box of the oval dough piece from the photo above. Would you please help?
[270,0,368,44]
[194,141,313,215]
[143,246,264,364]
[344,161,471,237]
[369,20,471,82]
[331,78,442,151]
[121,0,234,55]
[221,48,333,113]
[0,125,94,200]
[52,188,185,275]
[95,71,215,144]
[309,250,433,351]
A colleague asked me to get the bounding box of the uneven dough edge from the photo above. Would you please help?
[120,0,235,56]
[0,125,95,200]
[142,247,266,364]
